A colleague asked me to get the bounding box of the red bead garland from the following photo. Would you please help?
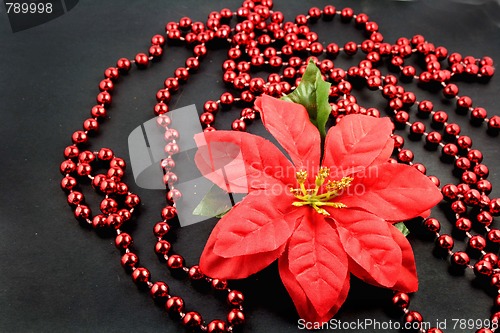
[59,2,499,332]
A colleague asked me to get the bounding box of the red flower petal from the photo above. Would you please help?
[194,131,295,193]
[279,246,350,324]
[322,114,394,177]
[213,190,299,257]
[332,209,402,288]
[339,163,443,221]
[286,212,349,317]
[199,219,286,279]
[346,224,418,293]
[389,225,418,292]
[255,94,321,172]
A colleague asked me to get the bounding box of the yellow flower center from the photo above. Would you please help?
[290,167,353,216]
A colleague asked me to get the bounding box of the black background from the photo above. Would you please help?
[1,0,500,332]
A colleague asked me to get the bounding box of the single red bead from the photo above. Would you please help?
[228,309,245,326]
[150,281,169,300]
[442,143,458,157]
[469,235,487,251]
[116,58,131,72]
[418,100,433,113]
[188,265,204,280]
[405,311,423,324]
[477,180,492,195]
[231,119,246,131]
[83,118,99,132]
[457,96,473,110]
[91,105,107,118]
[480,65,495,77]
[443,83,459,98]
[411,122,426,135]
[100,198,118,214]
[489,229,500,243]
[455,217,472,231]
[392,292,409,308]
[441,184,459,200]
[134,53,149,68]
[72,130,88,144]
[220,92,234,105]
[164,78,179,91]
[74,205,91,219]
[474,260,493,277]
[489,198,500,215]
[426,131,442,144]
[115,233,133,250]
[452,251,470,266]
[174,67,189,81]
[106,213,123,229]
[462,171,478,185]
[456,136,472,150]
[430,111,447,125]
[60,176,77,191]
[464,189,481,206]
[211,278,228,290]
[424,218,441,233]
[437,234,454,250]
[67,191,84,206]
[489,115,500,131]
[155,240,171,255]
[161,206,177,220]
[451,200,467,214]
[147,44,162,59]
[200,112,215,125]
[153,222,170,238]
[166,255,183,270]
[398,149,414,163]
[207,320,227,333]
[166,296,184,314]
[467,149,483,163]
[483,253,499,267]
[121,252,139,268]
[182,311,203,329]
[227,290,245,306]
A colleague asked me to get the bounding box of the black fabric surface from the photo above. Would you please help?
[1,1,500,332]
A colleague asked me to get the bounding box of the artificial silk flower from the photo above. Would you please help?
[194,94,443,323]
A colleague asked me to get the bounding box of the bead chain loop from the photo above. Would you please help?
[60,1,499,332]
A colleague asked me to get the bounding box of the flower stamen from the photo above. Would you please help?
[291,168,352,216]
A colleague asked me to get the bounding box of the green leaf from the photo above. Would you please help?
[192,185,233,218]
[281,60,332,137]
[394,222,410,237]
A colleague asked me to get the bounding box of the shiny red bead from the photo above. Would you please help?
[166,296,184,314]
[188,265,204,280]
[115,233,133,250]
[405,311,423,324]
[451,251,470,266]
[121,252,139,268]
[474,260,493,277]
[150,281,169,300]
[469,235,487,251]
[437,234,454,250]
[161,206,177,220]
[167,254,184,269]
[207,320,226,333]
[134,53,149,68]
[182,311,203,329]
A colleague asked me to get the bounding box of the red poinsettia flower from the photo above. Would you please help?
[194,94,442,323]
